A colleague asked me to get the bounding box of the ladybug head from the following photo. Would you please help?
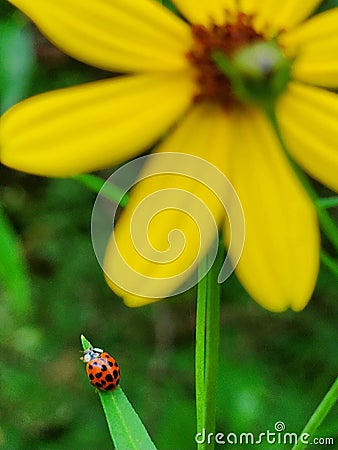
[80,347,103,363]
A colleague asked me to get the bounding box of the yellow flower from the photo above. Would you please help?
[1,0,338,311]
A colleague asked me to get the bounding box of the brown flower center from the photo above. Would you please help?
[187,13,264,108]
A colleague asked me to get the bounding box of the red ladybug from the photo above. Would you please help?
[81,347,120,391]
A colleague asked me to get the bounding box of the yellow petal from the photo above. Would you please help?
[277,82,338,193]
[104,102,232,307]
[172,0,237,25]
[280,8,338,88]
[9,0,192,72]
[223,108,319,312]
[239,0,322,36]
[0,73,195,176]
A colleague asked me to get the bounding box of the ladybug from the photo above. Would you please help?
[81,347,120,391]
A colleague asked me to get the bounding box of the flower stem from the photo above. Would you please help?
[316,196,338,210]
[265,107,338,255]
[291,377,338,450]
[195,243,224,450]
[320,251,338,278]
[73,173,129,206]
[196,258,208,438]
[204,250,223,446]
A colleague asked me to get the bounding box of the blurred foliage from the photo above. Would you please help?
[0,204,31,319]
[0,2,337,449]
[0,12,35,113]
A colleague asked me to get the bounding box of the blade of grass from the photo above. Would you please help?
[195,257,208,440]
[291,377,338,450]
[80,335,157,450]
[195,243,224,450]
[204,245,224,450]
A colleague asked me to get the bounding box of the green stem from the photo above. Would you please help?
[316,196,338,210]
[265,108,338,254]
[316,208,338,254]
[73,173,129,206]
[204,248,223,448]
[196,258,208,439]
[291,377,338,450]
[320,251,338,278]
[195,244,224,450]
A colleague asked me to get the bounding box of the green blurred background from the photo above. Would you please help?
[0,1,337,449]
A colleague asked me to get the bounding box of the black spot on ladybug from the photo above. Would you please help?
[107,361,114,367]
[101,379,106,386]
[88,364,93,370]
[105,384,115,391]
[95,372,103,379]
[116,378,120,386]
[95,382,102,388]
[89,373,95,380]
[93,361,99,366]
[113,369,119,379]
[105,374,113,382]
[100,364,108,372]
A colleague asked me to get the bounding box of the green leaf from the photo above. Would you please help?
[0,13,35,113]
[80,335,158,450]
[0,206,31,318]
